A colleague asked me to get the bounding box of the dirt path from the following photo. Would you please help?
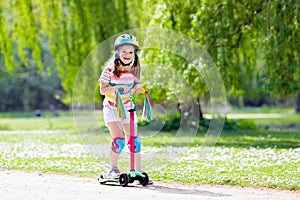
[1,170,299,200]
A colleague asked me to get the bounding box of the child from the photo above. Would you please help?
[99,34,152,184]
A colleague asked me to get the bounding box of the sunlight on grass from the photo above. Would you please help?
[0,110,299,190]
[0,129,299,190]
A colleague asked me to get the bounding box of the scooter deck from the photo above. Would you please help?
[98,170,149,186]
[98,175,119,184]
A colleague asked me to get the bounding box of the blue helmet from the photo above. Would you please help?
[114,34,139,50]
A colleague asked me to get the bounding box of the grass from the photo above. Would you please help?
[252,113,300,126]
[228,106,294,114]
[0,110,299,190]
[214,129,300,149]
[152,147,299,190]
[0,110,105,130]
[0,117,74,130]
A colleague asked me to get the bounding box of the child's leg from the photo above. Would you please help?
[106,122,124,169]
[122,123,142,172]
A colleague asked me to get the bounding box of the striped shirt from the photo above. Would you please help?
[99,67,138,110]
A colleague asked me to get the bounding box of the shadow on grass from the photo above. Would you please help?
[143,129,300,149]
[214,129,300,149]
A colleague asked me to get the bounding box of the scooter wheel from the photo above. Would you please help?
[139,172,149,186]
[119,173,129,187]
[98,175,106,185]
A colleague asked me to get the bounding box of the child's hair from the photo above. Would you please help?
[113,52,141,80]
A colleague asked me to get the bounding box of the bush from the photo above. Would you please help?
[222,118,256,130]
[138,113,257,132]
[138,113,181,132]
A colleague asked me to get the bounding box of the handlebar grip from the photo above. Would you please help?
[141,88,148,94]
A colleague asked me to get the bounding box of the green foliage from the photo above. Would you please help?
[161,112,181,131]
[0,2,13,73]
[141,0,300,104]
[0,64,64,111]
[0,0,299,111]
[222,118,256,130]
[0,0,134,106]
[139,113,256,132]
[198,117,257,131]
[138,113,181,132]
[263,0,300,98]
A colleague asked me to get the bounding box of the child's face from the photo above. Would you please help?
[118,44,135,65]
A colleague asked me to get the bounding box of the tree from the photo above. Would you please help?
[0,0,299,112]
[0,0,132,107]
[263,1,300,107]
[139,0,300,111]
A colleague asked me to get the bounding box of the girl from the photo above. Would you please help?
[99,34,152,184]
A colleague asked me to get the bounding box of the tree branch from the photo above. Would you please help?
[231,6,263,47]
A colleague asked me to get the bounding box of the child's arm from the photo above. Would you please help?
[100,82,117,95]
[100,83,131,95]
[133,78,144,94]
[134,84,147,94]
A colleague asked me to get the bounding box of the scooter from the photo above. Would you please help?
[98,89,149,187]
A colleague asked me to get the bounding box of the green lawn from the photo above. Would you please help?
[228,106,294,114]
[0,110,299,190]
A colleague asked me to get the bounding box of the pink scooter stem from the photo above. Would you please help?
[129,111,135,170]
[129,89,135,171]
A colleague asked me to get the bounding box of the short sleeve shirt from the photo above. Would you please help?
[99,67,136,109]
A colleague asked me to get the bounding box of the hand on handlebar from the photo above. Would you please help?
[135,88,148,94]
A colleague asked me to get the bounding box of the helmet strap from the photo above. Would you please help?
[118,57,132,66]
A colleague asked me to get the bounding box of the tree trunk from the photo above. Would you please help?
[296,93,300,113]
[196,97,204,120]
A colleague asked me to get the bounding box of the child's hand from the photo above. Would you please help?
[135,88,147,94]
[120,85,130,93]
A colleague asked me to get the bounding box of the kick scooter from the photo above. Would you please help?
[98,89,149,187]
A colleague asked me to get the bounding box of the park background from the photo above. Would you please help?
[0,0,299,190]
